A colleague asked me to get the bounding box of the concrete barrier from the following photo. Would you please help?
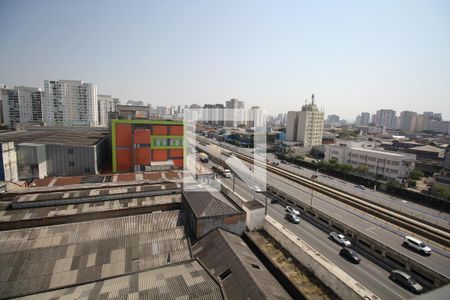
[264,216,379,300]
[267,185,449,289]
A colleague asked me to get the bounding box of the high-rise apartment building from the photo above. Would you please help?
[225,98,245,127]
[1,86,44,129]
[374,109,396,129]
[326,114,340,126]
[44,80,98,127]
[97,94,119,127]
[360,112,370,126]
[286,95,324,146]
[398,111,417,132]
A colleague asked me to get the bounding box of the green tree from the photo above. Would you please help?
[409,170,425,180]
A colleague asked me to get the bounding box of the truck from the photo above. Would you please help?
[199,152,209,163]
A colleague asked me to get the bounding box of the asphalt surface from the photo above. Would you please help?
[221,175,415,300]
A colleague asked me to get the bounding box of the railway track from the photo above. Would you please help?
[195,137,450,248]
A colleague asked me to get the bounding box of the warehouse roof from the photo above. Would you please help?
[182,190,242,218]
[408,145,445,153]
[0,128,108,146]
[0,194,182,230]
[0,211,191,299]
[16,259,224,300]
[192,229,292,300]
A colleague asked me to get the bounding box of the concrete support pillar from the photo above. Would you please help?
[381,249,386,257]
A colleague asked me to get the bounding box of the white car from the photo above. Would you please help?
[253,185,263,193]
[329,232,351,247]
[285,206,300,216]
[403,236,432,255]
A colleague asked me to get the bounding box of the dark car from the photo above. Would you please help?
[280,160,287,164]
[285,212,300,224]
[339,248,361,264]
[389,270,423,294]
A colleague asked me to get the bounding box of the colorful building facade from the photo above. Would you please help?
[111,120,184,172]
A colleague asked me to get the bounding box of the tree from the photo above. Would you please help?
[409,170,425,180]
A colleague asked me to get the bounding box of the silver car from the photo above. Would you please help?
[329,232,351,247]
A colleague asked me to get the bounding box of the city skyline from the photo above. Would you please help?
[1,0,449,120]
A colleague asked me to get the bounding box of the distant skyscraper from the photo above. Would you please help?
[286,94,324,146]
[374,109,396,129]
[44,80,98,127]
[398,111,417,132]
[225,98,245,127]
[1,86,44,129]
[360,112,370,126]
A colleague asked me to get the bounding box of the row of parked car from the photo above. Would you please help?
[283,205,427,294]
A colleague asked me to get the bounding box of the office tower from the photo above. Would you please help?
[44,80,98,127]
[1,86,44,129]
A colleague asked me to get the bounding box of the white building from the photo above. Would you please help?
[0,142,18,182]
[286,95,324,146]
[225,98,245,127]
[398,111,417,132]
[97,94,119,127]
[374,109,397,129]
[325,143,415,180]
[44,80,98,127]
[427,120,450,134]
[1,86,44,129]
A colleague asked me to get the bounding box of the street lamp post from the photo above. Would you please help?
[265,192,268,216]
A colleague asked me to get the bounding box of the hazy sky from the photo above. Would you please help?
[1,0,449,120]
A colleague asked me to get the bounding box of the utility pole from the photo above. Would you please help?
[232,172,236,192]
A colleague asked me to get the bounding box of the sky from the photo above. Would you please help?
[0,0,449,121]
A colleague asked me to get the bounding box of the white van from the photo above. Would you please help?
[403,236,432,255]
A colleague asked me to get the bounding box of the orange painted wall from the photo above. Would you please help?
[152,125,168,135]
[116,124,132,147]
[169,125,183,136]
[169,149,183,158]
[152,149,168,161]
[135,148,151,165]
[173,159,184,168]
[116,149,132,171]
[134,129,151,145]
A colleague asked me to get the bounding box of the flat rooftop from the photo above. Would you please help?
[0,211,191,299]
[351,147,413,158]
[0,128,108,146]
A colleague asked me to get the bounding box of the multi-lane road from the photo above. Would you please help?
[221,175,414,299]
[194,137,450,297]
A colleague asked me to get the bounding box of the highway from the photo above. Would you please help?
[210,138,449,230]
[195,138,450,282]
[221,174,415,299]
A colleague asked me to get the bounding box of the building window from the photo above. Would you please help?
[68,148,74,155]
[68,161,75,167]
[84,167,91,173]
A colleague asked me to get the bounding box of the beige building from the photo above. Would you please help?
[325,143,416,180]
[286,95,324,146]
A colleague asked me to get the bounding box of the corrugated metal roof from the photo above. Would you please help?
[183,190,242,218]
[15,260,224,300]
[0,194,181,225]
[0,211,192,299]
[0,129,108,146]
[192,229,292,300]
